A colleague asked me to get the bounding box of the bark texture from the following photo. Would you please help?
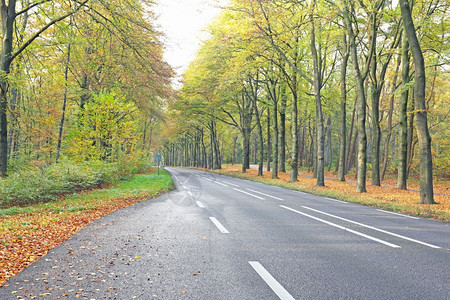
[338,34,349,181]
[399,0,434,204]
[397,36,410,190]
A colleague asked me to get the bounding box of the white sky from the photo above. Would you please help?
[154,0,228,86]
[154,0,400,87]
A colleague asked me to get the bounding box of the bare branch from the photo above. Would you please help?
[16,0,53,17]
[12,1,88,60]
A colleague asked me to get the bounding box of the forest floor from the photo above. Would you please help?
[0,169,174,287]
[212,164,449,222]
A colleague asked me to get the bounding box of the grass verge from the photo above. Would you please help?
[0,168,174,286]
[208,165,449,222]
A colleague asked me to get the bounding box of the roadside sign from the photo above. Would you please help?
[154,154,162,176]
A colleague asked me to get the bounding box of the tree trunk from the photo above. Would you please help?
[349,131,358,173]
[279,85,287,173]
[399,0,434,204]
[299,123,306,168]
[209,126,214,170]
[56,43,72,163]
[338,34,349,181]
[325,116,331,168]
[290,72,298,182]
[232,136,237,165]
[382,56,400,181]
[0,0,17,177]
[354,78,367,190]
[200,129,207,168]
[397,36,410,189]
[313,125,317,178]
[370,56,381,186]
[254,99,264,176]
[267,107,271,172]
[272,92,279,179]
[298,118,303,167]
[7,88,18,158]
[253,135,257,164]
[210,120,221,169]
[345,98,357,173]
[242,127,250,173]
[308,120,314,171]
[406,93,415,177]
[344,3,371,192]
[310,11,324,186]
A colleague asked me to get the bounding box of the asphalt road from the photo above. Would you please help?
[1,167,449,299]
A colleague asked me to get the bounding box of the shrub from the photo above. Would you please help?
[0,157,152,208]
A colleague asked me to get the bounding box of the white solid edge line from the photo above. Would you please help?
[249,261,295,300]
[280,205,401,248]
[233,188,264,200]
[196,201,205,208]
[246,188,284,201]
[302,206,440,249]
[376,209,420,220]
[324,197,348,204]
[209,217,229,234]
[221,180,240,187]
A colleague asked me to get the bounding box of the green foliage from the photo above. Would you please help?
[0,206,34,218]
[0,156,153,208]
[66,90,139,162]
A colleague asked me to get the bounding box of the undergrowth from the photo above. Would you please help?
[0,155,153,208]
[0,169,174,286]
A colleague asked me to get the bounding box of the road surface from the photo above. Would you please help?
[1,167,449,299]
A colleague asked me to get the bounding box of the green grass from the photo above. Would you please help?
[0,169,174,217]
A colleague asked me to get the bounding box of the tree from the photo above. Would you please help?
[343,0,379,192]
[0,0,88,176]
[165,0,446,205]
[399,0,434,204]
[1,0,171,175]
[367,3,401,186]
[397,36,410,189]
[337,33,349,181]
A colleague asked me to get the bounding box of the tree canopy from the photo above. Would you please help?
[0,0,447,204]
[164,0,448,204]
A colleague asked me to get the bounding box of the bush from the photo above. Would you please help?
[0,156,152,208]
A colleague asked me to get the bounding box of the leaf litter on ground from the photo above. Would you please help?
[214,165,449,222]
[0,169,174,286]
